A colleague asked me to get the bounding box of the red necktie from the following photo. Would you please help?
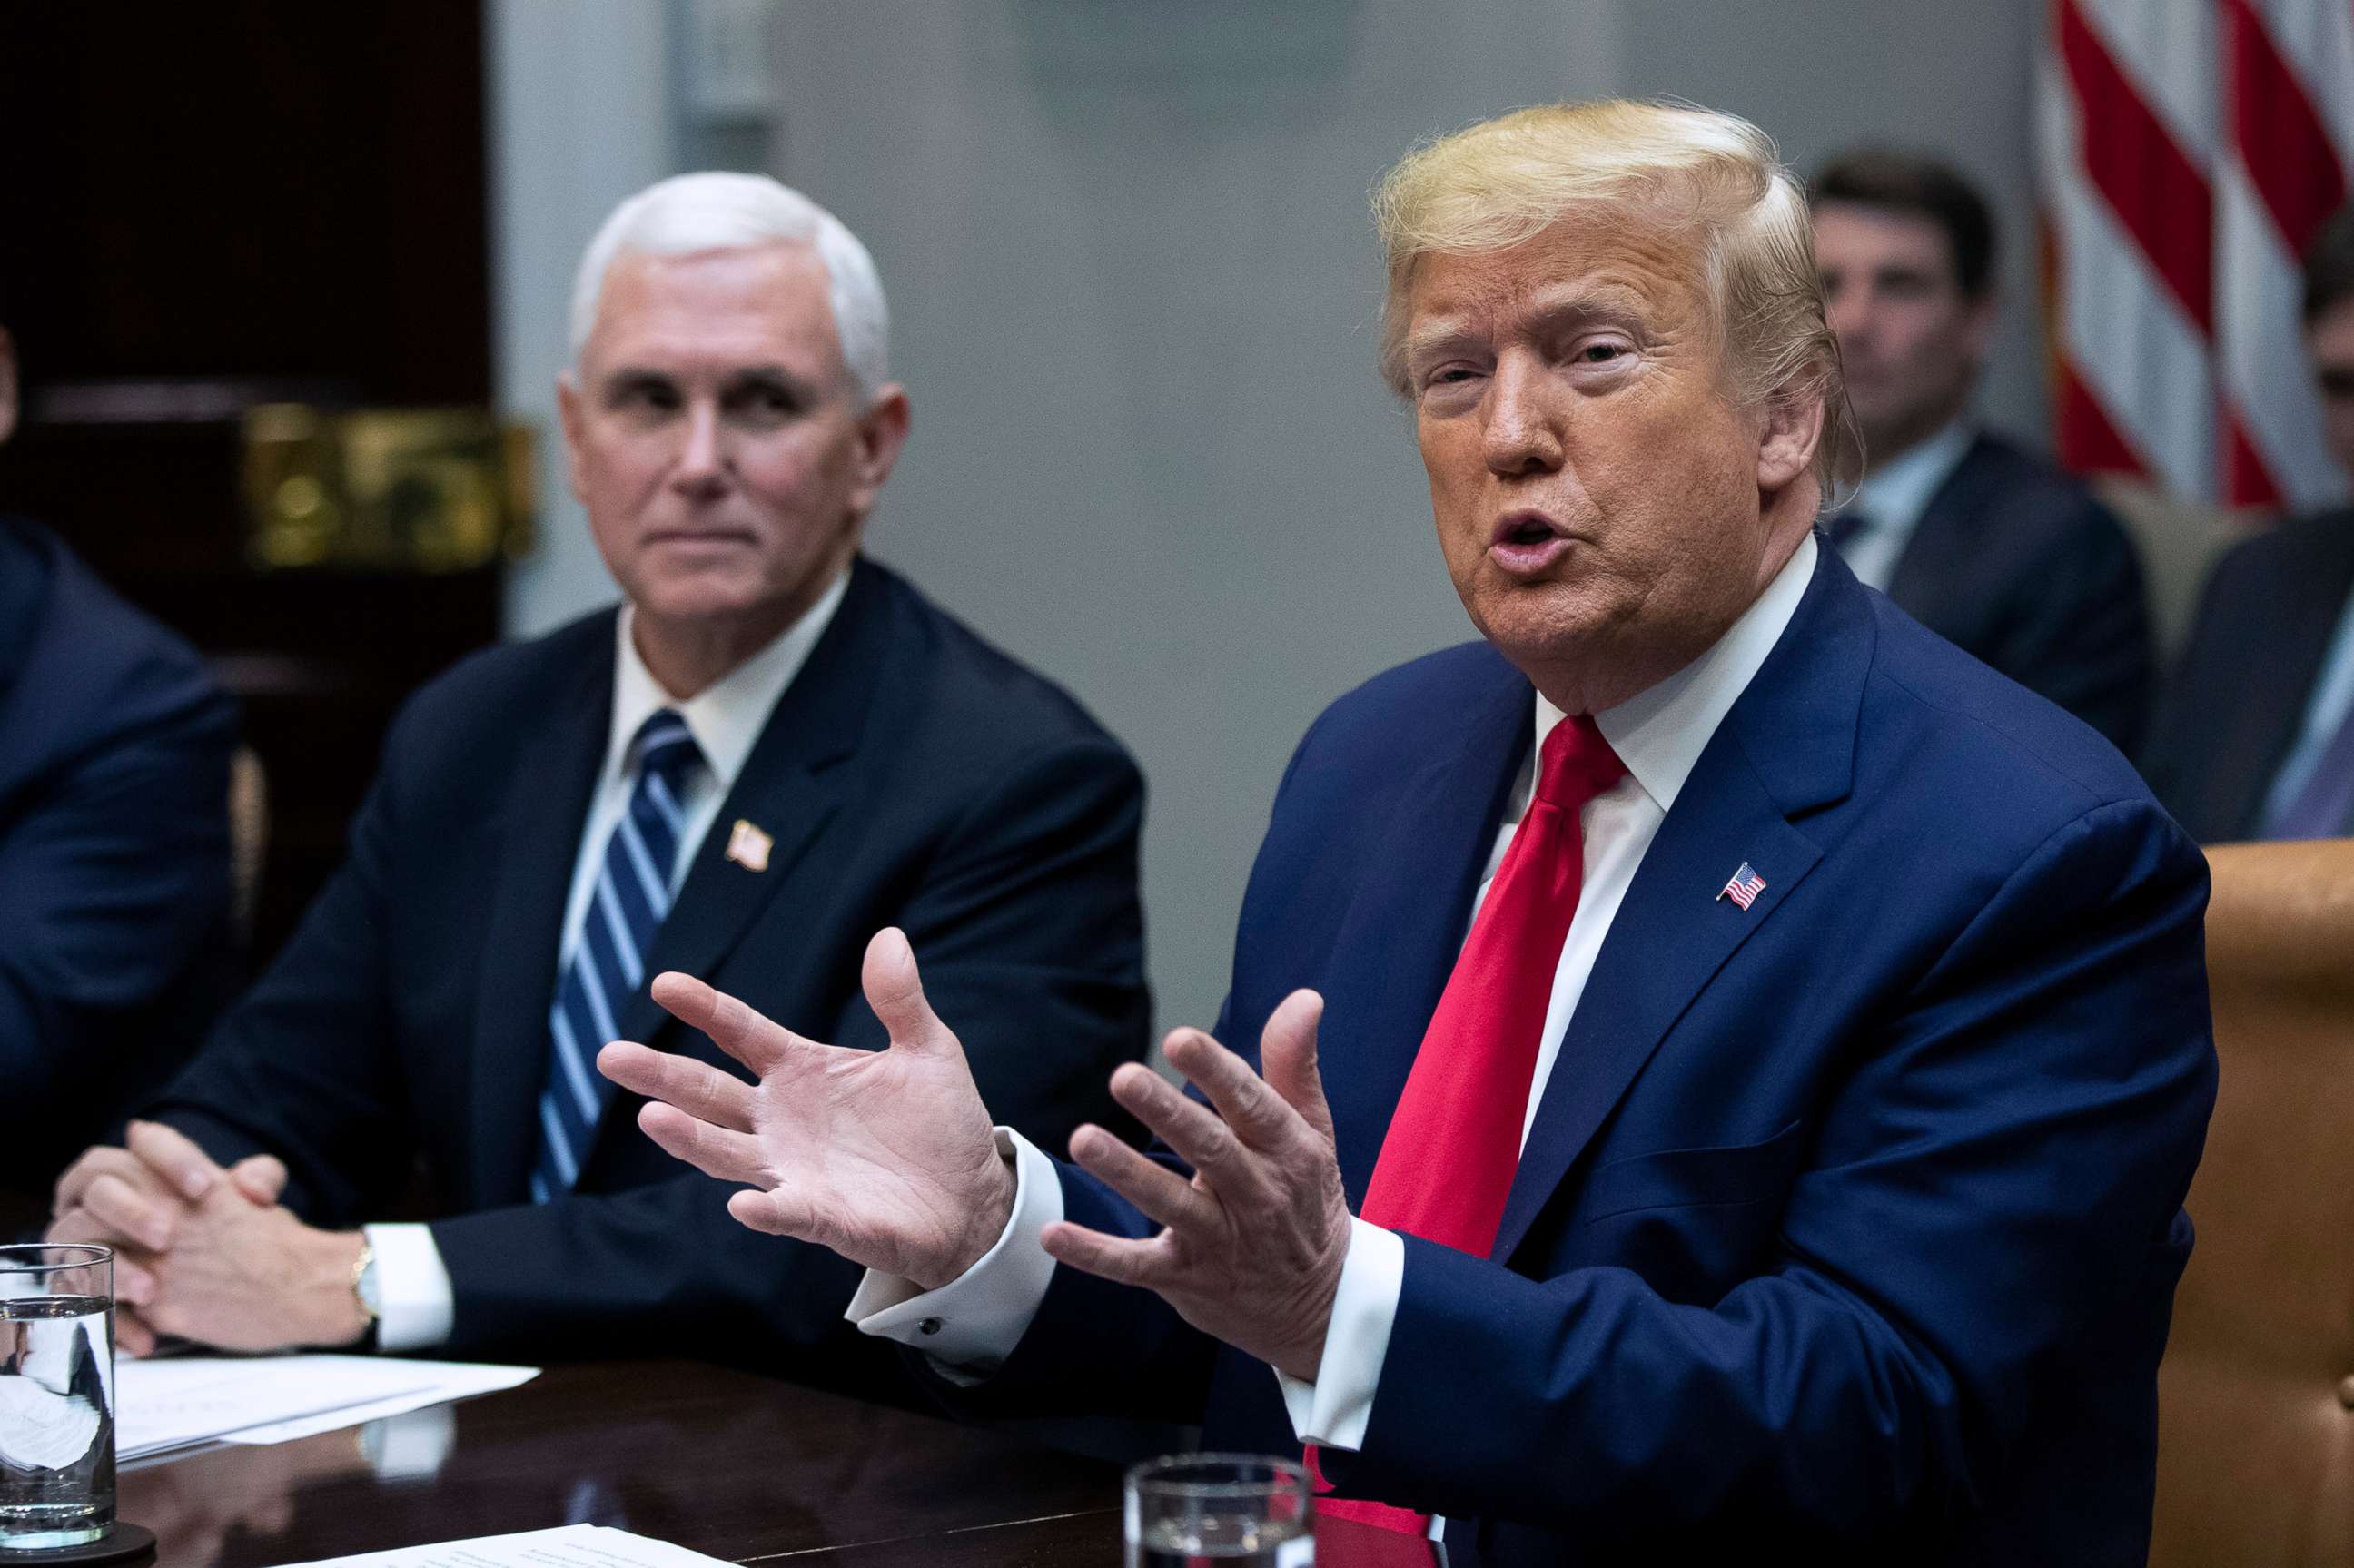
[1311,713,1626,1541]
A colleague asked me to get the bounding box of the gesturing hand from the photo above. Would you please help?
[1045,989,1350,1383]
[598,927,1014,1291]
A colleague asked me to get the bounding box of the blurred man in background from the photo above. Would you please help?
[2144,204,2354,841]
[45,174,1149,1387]
[1813,149,2154,750]
[0,269,238,1204]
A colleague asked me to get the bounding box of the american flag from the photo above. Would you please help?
[2040,0,2354,509]
[1719,862,1767,910]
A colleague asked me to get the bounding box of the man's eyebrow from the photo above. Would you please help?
[597,366,675,397]
[724,365,820,396]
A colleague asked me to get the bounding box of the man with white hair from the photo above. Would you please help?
[609,105,2212,1559]
[44,173,1149,1382]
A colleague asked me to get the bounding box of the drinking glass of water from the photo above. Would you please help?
[1124,1453,1311,1567]
[0,1246,114,1552]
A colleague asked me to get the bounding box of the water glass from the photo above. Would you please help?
[1125,1452,1312,1566]
[0,1246,115,1551]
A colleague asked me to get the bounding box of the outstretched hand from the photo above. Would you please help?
[1046,990,1351,1383]
[598,927,1014,1290]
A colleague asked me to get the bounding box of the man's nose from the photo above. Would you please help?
[1482,351,1564,476]
[670,402,728,494]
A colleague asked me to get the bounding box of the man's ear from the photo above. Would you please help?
[0,324,18,446]
[554,370,590,505]
[1756,384,1825,493]
[848,385,912,516]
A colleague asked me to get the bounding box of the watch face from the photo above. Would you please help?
[358,1256,384,1316]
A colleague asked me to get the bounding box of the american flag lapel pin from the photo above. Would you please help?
[1717,861,1766,910]
[725,818,774,873]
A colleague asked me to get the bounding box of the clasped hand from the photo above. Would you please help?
[598,928,1352,1380]
[46,1121,370,1356]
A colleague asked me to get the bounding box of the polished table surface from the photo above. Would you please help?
[118,1359,1126,1568]
[113,1359,1421,1568]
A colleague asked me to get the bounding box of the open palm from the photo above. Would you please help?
[598,928,1014,1289]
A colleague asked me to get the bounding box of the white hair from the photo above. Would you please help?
[569,172,891,406]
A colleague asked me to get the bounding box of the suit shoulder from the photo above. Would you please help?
[1952,435,2129,547]
[390,608,613,735]
[23,523,234,743]
[865,563,1135,766]
[1307,640,1519,747]
[1861,591,2153,816]
[2201,508,2354,597]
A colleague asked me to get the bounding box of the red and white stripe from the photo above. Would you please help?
[2041,0,2354,510]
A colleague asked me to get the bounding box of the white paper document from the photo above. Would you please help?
[115,1355,539,1460]
[274,1524,730,1568]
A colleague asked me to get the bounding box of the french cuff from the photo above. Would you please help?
[363,1222,456,1353]
[846,1128,1061,1382]
[1273,1217,1404,1451]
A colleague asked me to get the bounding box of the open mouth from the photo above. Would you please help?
[1488,511,1573,574]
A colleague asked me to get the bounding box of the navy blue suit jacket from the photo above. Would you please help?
[1883,433,2153,753]
[0,516,236,1194]
[961,545,2212,1563]
[148,557,1149,1382]
[2141,508,2354,842]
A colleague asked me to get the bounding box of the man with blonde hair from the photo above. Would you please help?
[45,173,1149,1386]
[610,104,2212,1559]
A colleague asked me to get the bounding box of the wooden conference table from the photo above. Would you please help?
[118,1360,1124,1568]
[117,1359,1417,1568]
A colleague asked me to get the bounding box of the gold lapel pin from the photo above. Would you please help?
[725,818,774,873]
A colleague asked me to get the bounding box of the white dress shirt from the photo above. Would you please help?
[364,569,849,1352]
[850,536,1818,1463]
[1834,419,1974,591]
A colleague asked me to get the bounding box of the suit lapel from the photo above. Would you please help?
[469,625,616,1206]
[2222,518,2354,835]
[1883,436,1990,628]
[607,560,894,1061]
[1493,548,1872,1261]
[1323,665,1531,1206]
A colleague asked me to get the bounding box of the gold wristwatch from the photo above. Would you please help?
[350,1236,382,1325]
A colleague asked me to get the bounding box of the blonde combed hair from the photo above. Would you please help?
[1373,100,1855,493]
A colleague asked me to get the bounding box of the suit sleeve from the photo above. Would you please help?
[1319,798,2213,1538]
[421,732,1151,1366]
[1989,497,2155,754]
[0,661,235,1163]
[143,716,422,1223]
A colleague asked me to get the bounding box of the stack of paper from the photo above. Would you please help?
[269,1515,725,1553]
[278,1524,730,1568]
[115,1355,538,1460]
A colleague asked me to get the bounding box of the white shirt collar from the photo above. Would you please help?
[1529,531,1818,814]
[1851,418,1974,545]
[606,566,852,793]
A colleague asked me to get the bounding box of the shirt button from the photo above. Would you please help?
[919,1317,944,1336]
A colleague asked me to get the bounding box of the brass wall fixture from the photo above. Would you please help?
[242,405,536,572]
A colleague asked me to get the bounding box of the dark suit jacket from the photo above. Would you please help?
[2141,508,2354,843]
[954,545,2213,1563]
[0,515,236,1194]
[148,557,1148,1382]
[1881,432,2154,752]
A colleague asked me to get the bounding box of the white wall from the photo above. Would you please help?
[490,0,674,639]
[488,1,2048,1040]
[767,0,1624,1037]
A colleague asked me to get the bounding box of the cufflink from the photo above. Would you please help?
[919,1317,943,1336]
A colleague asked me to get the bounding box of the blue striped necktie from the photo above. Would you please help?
[532,709,703,1202]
